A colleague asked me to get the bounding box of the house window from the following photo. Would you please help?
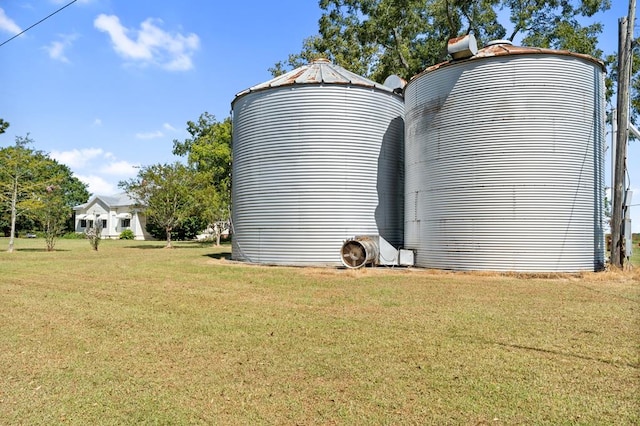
[101,219,107,229]
[121,218,131,228]
[80,219,95,228]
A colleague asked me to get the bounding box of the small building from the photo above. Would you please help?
[73,193,151,240]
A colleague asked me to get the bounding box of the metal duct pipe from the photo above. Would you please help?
[447,34,478,60]
[340,237,379,269]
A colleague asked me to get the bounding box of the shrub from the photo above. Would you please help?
[85,227,101,251]
[145,216,207,241]
[119,229,135,240]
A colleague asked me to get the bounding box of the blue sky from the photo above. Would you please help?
[0,1,638,231]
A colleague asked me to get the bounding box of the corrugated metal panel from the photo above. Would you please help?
[404,53,605,272]
[232,84,404,266]
[234,59,395,99]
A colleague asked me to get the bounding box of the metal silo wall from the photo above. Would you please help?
[405,55,605,272]
[232,85,404,266]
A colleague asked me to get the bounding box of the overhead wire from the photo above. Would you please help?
[0,0,78,48]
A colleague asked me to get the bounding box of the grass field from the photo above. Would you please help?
[632,233,640,267]
[1,237,638,425]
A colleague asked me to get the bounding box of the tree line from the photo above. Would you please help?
[0,114,231,251]
[119,113,231,248]
[0,130,90,252]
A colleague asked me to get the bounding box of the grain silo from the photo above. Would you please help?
[404,39,606,272]
[231,59,405,266]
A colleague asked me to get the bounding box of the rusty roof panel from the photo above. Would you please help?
[235,58,396,100]
[413,42,605,81]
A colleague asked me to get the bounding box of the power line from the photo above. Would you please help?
[0,0,78,48]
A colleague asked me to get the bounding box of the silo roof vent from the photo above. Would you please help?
[447,34,478,60]
[383,74,407,93]
[485,39,513,47]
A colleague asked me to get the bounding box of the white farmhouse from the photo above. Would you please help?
[73,193,151,240]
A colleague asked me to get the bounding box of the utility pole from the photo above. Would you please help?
[611,0,636,268]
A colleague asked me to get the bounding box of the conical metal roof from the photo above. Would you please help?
[412,41,605,81]
[234,58,397,100]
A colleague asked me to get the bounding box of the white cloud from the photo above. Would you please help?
[100,160,140,176]
[45,40,68,62]
[51,147,137,195]
[50,148,105,168]
[93,118,102,126]
[0,8,22,35]
[135,130,164,140]
[94,14,199,71]
[44,33,78,63]
[94,14,151,60]
[76,174,117,196]
[163,122,177,131]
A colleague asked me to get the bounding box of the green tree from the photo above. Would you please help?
[173,113,232,246]
[469,0,604,55]
[34,185,69,251]
[633,50,640,125]
[0,135,90,251]
[119,162,197,248]
[31,160,88,251]
[0,119,8,135]
[144,215,207,241]
[605,48,640,125]
[0,136,89,246]
[52,162,91,231]
[274,0,611,82]
[0,135,48,252]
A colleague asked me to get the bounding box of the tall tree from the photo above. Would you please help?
[0,135,90,251]
[50,161,91,231]
[511,0,607,56]
[32,161,88,250]
[0,135,47,252]
[119,162,197,248]
[632,51,640,125]
[274,0,611,82]
[605,48,640,125]
[173,113,232,245]
[33,185,69,251]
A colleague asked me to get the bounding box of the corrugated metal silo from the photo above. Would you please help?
[231,59,404,266]
[404,42,606,272]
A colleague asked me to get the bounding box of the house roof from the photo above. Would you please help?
[73,193,140,211]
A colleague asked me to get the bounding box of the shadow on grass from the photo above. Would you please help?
[572,282,640,303]
[125,244,170,250]
[15,248,70,252]
[203,252,232,260]
[488,340,639,369]
[125,242,226,250]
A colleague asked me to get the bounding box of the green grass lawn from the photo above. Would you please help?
[632,233,640,267]
[1,237,638,424]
